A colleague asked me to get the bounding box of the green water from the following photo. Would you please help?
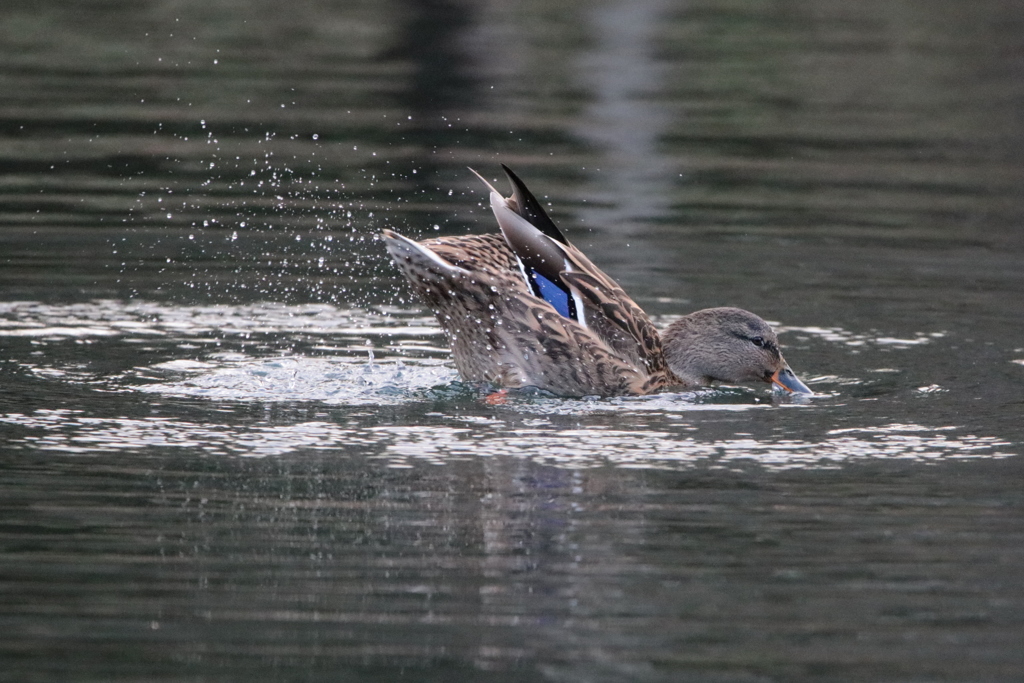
[1,1,1022,681]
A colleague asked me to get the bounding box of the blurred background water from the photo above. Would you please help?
[1,1,1022,681]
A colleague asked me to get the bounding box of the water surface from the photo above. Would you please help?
[1,1,1023,681]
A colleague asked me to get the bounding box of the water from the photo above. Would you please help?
[2,1,1023,681]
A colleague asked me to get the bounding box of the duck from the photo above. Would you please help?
[382,165,812,398]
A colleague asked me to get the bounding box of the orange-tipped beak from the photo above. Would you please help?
[771,366,813,394]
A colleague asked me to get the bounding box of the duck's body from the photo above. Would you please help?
[382,166,811,398]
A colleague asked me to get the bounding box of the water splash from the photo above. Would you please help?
[137,355,457,405]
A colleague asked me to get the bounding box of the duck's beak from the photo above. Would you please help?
[771,365,813,394]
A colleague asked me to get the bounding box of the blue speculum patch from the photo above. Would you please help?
[530,271,574,320]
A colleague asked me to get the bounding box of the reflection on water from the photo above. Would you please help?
[1,417,1021,682]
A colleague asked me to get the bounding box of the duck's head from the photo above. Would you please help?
[662,307,812,394]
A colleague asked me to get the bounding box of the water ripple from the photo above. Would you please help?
[2,299,948,408]
[0,409,1012,469]
[4,299,1013,467]
[0,299,440,343]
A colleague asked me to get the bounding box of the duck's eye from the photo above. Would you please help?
[750,336,766,348]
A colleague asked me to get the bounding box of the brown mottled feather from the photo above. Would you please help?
[382,230,671,396]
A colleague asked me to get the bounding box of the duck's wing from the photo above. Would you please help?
[381,229,654,396]
[480,167,668,374]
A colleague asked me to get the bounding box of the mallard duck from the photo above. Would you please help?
[382,165,812,398]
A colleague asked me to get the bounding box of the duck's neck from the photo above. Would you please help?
[660,318,714,388]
